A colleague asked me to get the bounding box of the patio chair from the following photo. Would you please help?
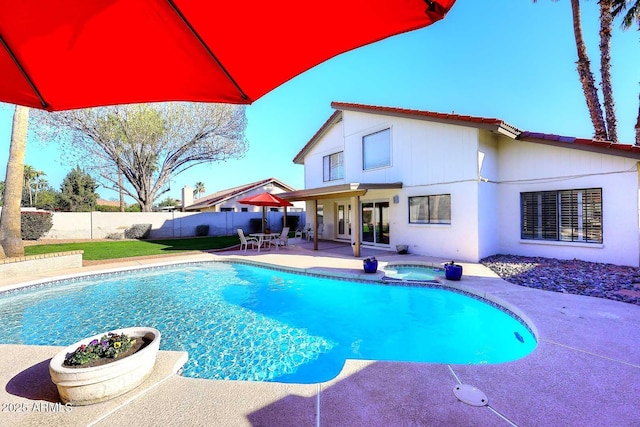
[302,223,311,240]
[237,229,258,252]
[275,227,290,248]
[307,223,323,240]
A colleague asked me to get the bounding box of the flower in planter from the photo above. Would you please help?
[64,332,137,366]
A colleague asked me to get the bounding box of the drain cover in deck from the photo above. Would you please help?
[453,384,488,406]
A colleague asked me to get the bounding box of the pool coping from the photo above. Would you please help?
[1,248,639,426]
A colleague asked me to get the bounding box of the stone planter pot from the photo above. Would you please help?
[396,244,408,255]
[444,263,463,281]
[49,327,161,406]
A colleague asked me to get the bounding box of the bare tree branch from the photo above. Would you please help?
[32,102,248,211]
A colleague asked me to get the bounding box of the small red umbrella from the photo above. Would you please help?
[0,1,456,111]
[238,192,293,233]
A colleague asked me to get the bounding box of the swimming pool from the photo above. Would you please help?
[0,261,536,383]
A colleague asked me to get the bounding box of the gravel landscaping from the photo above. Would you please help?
[481,254,640,306]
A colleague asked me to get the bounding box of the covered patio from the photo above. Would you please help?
[279,182,402,257]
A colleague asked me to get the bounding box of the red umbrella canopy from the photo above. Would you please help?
[0,0,456,111]
[238,192,293,207]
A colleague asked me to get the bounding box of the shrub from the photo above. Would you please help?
[95,204,121,212]
[21,211,53,240]
[195,224,210,237]
[124,224,152,239]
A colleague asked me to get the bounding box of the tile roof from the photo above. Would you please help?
[185,177,295,210]
[292,102,640,163]
[331,101,507,127]
[518,131,640,156]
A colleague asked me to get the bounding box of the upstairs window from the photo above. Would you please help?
[521,188,602,243]
[409,194,451,224]
[363,128,391,170]
[323,151,344,181]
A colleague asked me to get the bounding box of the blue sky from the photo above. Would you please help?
[0,0,638,202]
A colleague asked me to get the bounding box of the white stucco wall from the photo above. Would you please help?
[300,109,640,266]
[303,111,485,261]
[304,121,346,189]
[496,139,640,266]
[340,112,480,187]
[43,211,306,240]
[390,181,480,261]
[477,132,500,260]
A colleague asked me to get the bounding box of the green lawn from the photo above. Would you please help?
[24,236,240,261]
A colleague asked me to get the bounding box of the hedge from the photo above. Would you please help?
[21,211,54,240]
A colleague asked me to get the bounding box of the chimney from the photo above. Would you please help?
[182,185,194,211]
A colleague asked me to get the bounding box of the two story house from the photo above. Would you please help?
[281,102,640,267]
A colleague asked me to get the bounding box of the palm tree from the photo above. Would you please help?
[612,0,640,28]
[534,0,608,140]
[636,92,640,146]
[23,165,36,206]
[193,181,206,199]
[33,172,47,206]
[0,105,29,258]
[568,0,610,140]
[612,0,640,145]
[599,0,618,142]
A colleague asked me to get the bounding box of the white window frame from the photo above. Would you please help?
[323,151,344,181]
[408,194,451,224]
[520,188,602,243]
[362,128,391,170]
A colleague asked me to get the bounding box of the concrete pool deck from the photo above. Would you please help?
[1,240,639,426]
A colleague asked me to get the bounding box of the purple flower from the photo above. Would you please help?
[89,339,99,346]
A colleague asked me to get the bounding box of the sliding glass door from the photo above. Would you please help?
[361,201,389,246]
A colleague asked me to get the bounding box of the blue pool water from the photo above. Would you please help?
[0,262,536,383]
[383,265,444,281]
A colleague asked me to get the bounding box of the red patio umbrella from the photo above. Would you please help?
[0,0,456,111]
[238,192,293,233]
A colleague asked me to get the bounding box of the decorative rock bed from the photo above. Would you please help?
[481,254,640,306]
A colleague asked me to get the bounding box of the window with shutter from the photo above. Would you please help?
[521,188,602,243]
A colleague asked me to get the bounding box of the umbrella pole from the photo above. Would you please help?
[283,206,287,232]
[262,206,266,233]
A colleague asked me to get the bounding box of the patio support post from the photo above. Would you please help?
[312,199,318,251]
[351,195,361,257]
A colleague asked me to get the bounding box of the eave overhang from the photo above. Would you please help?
[278,182,403,202]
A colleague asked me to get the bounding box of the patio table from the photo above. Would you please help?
[249,233,280,252]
